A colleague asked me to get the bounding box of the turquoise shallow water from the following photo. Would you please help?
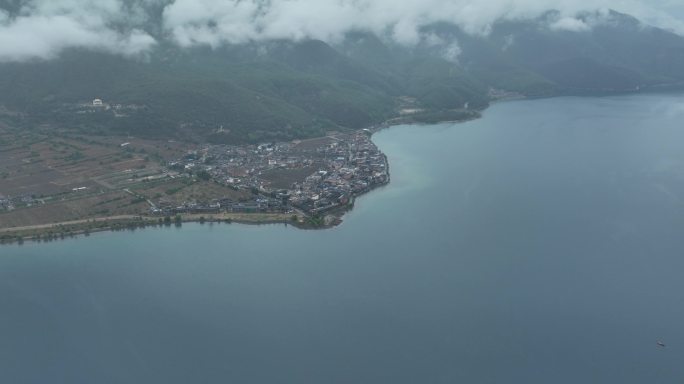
[3,94,684,383]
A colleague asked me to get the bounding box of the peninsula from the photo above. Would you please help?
[0,122,395,243]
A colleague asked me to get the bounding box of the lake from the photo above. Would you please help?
[3,93,684,383]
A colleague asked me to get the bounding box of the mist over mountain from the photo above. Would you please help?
[2,0,684,61]
[2,2,684,143]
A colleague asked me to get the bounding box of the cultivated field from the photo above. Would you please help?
[0,124,237,229]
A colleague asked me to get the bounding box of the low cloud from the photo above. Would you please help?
[550,17,592,32]
[160,0,684,46]
[0,0,156,62]
[421,32,463,63]
[1,0,684,62]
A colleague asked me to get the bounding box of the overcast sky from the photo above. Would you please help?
[1,0,684,62]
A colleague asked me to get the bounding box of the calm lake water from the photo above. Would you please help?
[3,94,684,383]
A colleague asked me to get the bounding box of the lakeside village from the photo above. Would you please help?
[0,130,389,236]
[0,100,391,236]
[156,130,389,224]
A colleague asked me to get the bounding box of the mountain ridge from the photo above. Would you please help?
[1,9,683,143]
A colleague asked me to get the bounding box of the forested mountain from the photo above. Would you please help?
[1,10,683,143]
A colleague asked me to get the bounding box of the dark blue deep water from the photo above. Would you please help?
[3,94,684,383]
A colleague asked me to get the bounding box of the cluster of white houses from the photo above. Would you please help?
[163,131,389,217]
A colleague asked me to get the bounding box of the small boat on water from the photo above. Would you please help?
[657,341,666,347]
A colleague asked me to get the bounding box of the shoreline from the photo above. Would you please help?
[0,152,391,245]
[0,213,301,245]
[0,187,390,245]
